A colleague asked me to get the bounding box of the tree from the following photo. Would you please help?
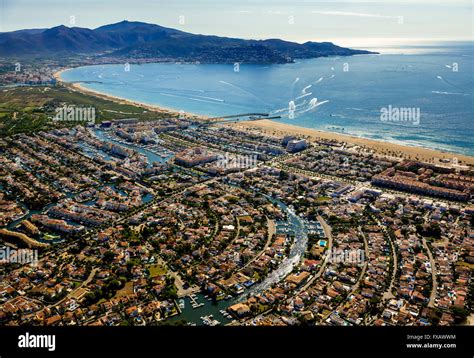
[279,170,289,181]
[452,307,469,323]
[103,250,116,263]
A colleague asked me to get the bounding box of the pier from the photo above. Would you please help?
[207,113,270,120]
[189,294,205,309]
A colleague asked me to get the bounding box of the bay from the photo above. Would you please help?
[61,41,474,156]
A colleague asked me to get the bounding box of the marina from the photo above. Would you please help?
[166,292,234,326]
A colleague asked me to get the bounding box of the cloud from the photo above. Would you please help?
[311,10,401,20]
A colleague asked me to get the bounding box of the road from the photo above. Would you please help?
[155,256,200,298]
[422,237,438,307]
[47,267,99,308]
[374,216,397,301]
[298,215,333,292]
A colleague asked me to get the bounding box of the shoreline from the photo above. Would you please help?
[54,68,474,166]
[229,120,474,166]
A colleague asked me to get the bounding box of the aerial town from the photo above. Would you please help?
[0,115,472,327]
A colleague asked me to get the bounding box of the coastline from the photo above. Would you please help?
[53,69,209,121]
[54,68,474,166]
[229,120,474,166]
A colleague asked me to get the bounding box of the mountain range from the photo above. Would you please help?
[0,20,376,63]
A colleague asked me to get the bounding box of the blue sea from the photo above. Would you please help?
[61,41,474,156]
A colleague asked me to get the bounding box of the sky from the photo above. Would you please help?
[1,0,473,48]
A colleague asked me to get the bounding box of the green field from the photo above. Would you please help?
[0,85,176,137]
[148,264,167,277]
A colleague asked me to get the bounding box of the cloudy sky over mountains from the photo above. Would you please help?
[1,0,472,47]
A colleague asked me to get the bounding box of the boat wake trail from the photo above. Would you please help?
[301,84,312,94]
[436,75,463,90]
[431,90,467,96]
[219,80,270,107]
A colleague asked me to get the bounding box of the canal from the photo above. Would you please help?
[234,196,309,300]
[93,129,172,165]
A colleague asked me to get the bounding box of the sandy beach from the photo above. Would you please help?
[229,120,474,166]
